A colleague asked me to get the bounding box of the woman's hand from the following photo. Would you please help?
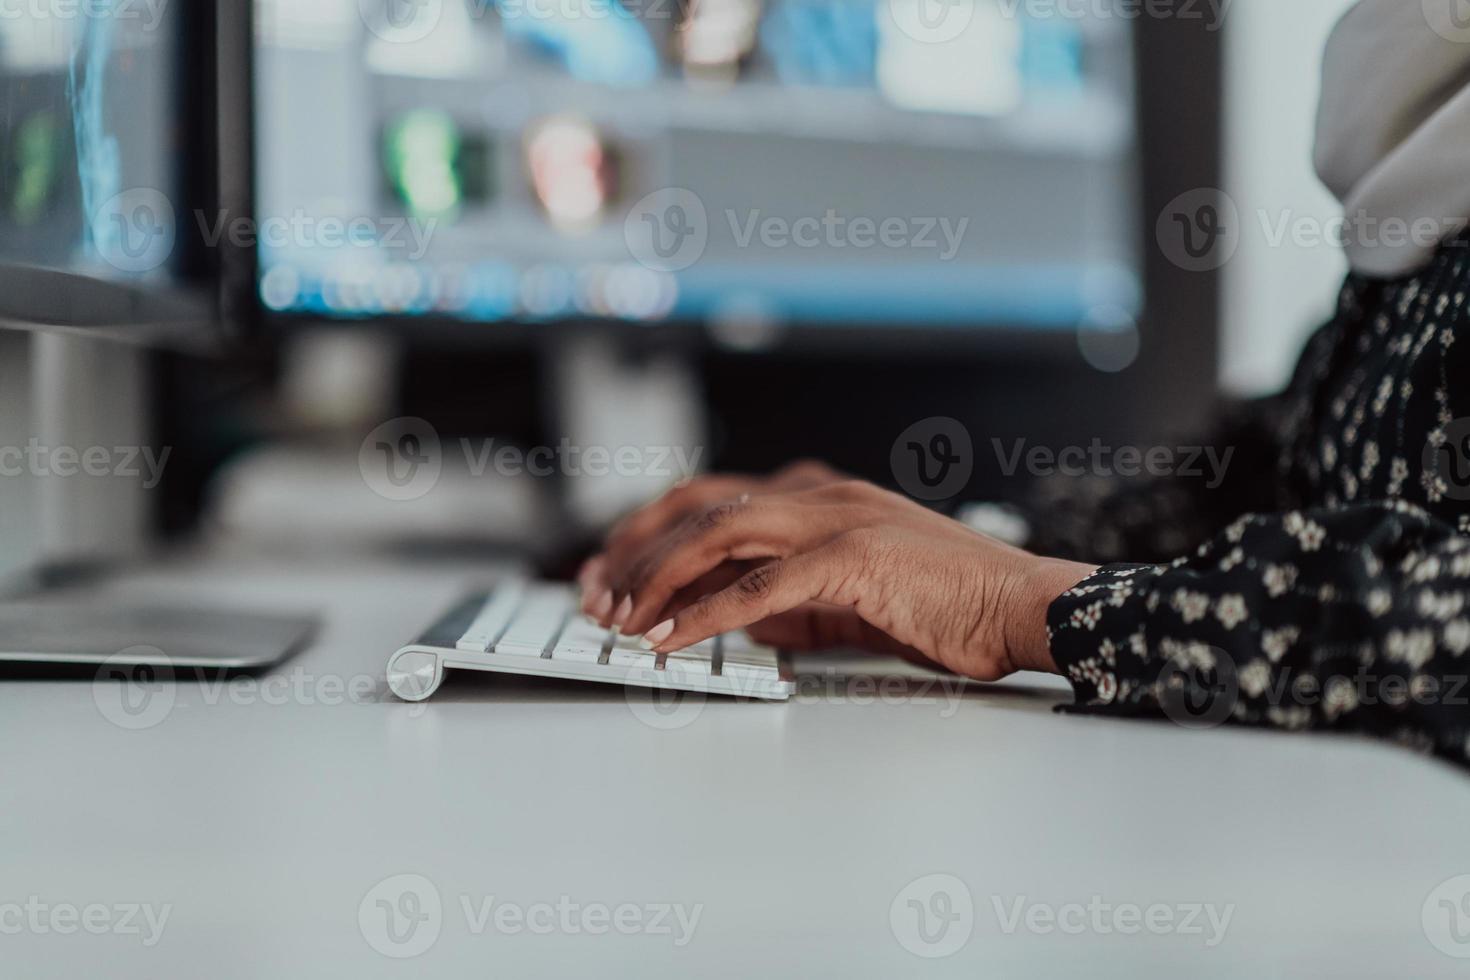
[581,475,1095,682]
[578,459,844,620]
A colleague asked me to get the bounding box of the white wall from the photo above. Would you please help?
[1219,0,1358,395]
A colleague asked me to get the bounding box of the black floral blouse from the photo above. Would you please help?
[1031,232,1470,767]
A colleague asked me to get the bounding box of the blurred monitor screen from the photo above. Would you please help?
[254,0,1142,334]
[0,3,190,286]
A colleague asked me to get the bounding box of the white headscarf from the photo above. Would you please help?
[1315,0,1470,278]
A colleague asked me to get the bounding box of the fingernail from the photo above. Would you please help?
[640,619,675,650]
[611,595,633,629]
[591,590,613,620]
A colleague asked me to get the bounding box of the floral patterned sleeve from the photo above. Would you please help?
[1047,503,1470,764]
[1043,243,1470,766]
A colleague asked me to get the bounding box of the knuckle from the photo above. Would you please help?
[735,563,779,601]
[829,529,899,605]
[619,548,663,592]
[828,479,876,502]
[622,561,650,593]
[782,459,832,482]
[696,500,743,531]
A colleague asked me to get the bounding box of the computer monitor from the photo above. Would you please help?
[0,1,245,341]
[253,0,1142,341]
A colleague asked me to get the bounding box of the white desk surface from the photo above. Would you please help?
[4,553,1470,978]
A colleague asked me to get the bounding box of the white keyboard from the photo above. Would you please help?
[385,579,794,702]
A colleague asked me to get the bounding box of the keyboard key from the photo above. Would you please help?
[495,586,571,656]
[721,642,780,678]
[661,645,713,680]
[553,617,610,664]
[685,635,717,656]
[456,581,527,652]
[607,630,656,668]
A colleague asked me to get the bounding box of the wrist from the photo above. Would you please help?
[1005,558,1098,674]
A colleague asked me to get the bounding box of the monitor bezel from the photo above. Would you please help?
[0,1,244,349]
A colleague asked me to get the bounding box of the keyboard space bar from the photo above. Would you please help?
[455,580,527,652]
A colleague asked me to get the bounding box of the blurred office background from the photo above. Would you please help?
[0,0,1362,577]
